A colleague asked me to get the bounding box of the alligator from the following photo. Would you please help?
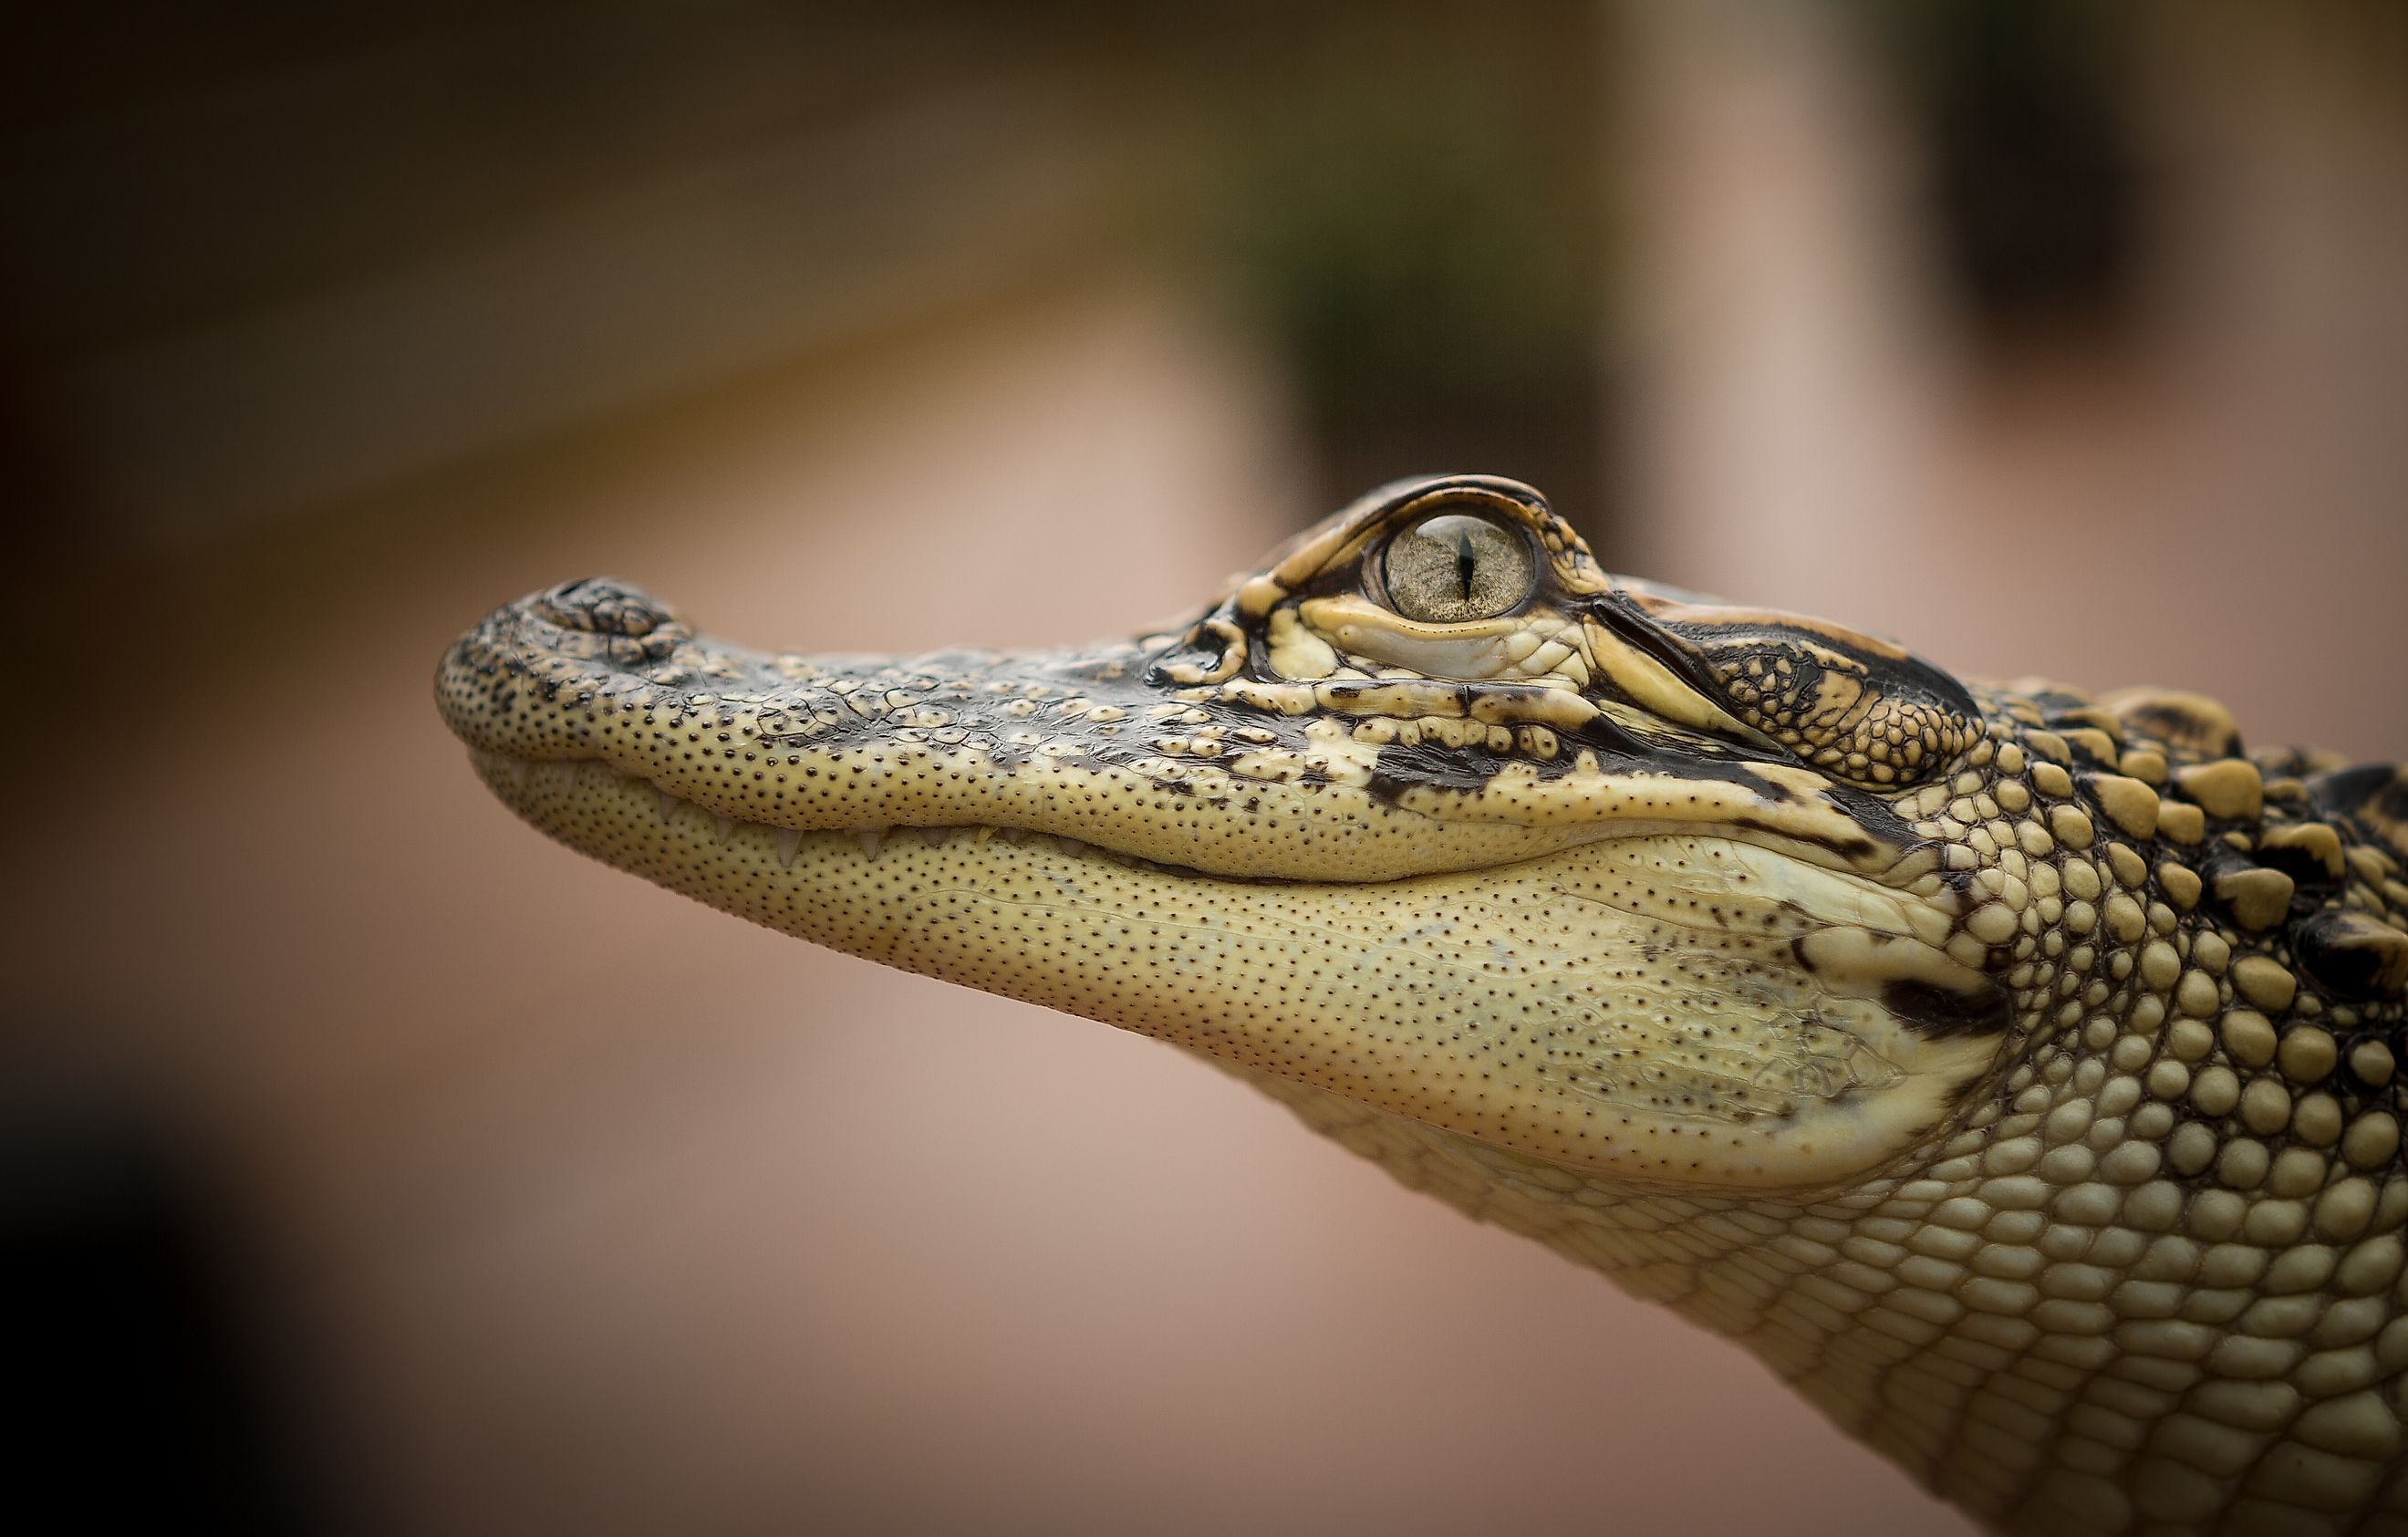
[437,474,2408,1536]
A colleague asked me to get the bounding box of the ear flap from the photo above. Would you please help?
[1599,594,1979,790]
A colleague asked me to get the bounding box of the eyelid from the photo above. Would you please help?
[1305,594,1528,644]
[1296,595,1543,678]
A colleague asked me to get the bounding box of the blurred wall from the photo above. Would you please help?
[4,275,1967,1534]
[1618,0,2408,763]
[4,4,1144,545]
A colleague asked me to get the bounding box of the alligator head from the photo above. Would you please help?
[438,474,2408,1535]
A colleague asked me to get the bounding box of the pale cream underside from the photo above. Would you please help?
[475,752,1994,1189]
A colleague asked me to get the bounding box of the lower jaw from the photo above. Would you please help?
[462,747,1978,1190]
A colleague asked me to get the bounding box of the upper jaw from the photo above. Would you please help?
[438,576,1942,887]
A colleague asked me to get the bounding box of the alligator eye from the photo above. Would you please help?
[1379,511,1535,623]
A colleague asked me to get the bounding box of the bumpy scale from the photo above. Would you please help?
[438,476,2408,1536]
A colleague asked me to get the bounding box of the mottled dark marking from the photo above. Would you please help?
[2250,836,2344,892]
[1725,815,1881,865]
[2293,909,2408,1001]
[2113,697,2242,760]
[1364,741,1524,801]
[1358,727,1900,867]
[1822,784,1921,857]
[1881,977,2015,1040]
[2306,763,2408,864]
[1789,935,2013,1039]
[2308,763,2400,822]
[2195,844,2259,898]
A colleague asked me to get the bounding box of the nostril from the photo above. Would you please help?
[534,577,671,638]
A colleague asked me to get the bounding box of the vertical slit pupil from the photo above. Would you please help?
[1452,528,1478,602]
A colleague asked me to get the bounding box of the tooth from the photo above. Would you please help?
[657,788,680,824]
[499,757,530,787]
[852,828,887,859]
[775,828,802,867]
[712,815,736,845]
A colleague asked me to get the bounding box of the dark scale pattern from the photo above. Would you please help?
[1699,632,1979,787]
[438,475,2408,1537]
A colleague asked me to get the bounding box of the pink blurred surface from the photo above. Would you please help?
[9,284,1971,1534]
[1622,5,2407,765]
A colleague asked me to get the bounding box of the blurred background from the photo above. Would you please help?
[4,3,2403,1533]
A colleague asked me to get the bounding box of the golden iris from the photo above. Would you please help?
[1379,512,1535,623]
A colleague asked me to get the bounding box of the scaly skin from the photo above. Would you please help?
[437,475,2408,1536]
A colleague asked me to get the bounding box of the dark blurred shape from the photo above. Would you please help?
[2,0,1620,638]
[0,1076,335,1537]
[1190,3,1614,535]
[0,2,1153,552]
[1859,0,2143,350]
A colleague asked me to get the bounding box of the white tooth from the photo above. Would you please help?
[712,814,736,844]
[775,828,802,867]
[657,788,680,824]
[498,757,530,787]
[852,827,887,859]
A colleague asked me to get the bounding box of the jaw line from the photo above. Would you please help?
[472,747,1436,889]
[476,746,1147,872]
[466,746,1934,898]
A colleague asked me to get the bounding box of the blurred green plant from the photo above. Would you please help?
[1178,4,1614,535]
